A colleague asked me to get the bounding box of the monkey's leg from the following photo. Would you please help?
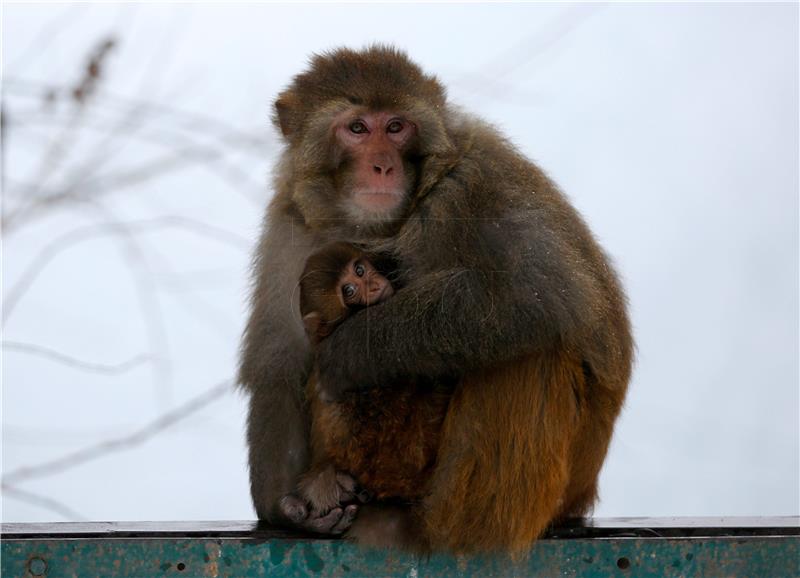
[246,384,309,522]
[247,383,356,534]
[421,351,581,555]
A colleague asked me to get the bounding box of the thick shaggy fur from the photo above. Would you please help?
[239,45,633,555]
[307,376,452,502]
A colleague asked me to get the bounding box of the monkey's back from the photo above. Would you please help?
[308,379,451,501]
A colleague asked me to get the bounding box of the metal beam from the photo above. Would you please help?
[2,517,798,577]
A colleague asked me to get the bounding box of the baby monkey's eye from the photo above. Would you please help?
[342,284,356,299]
[354,263,365,277]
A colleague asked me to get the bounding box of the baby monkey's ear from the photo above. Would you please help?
[302,312,332,345]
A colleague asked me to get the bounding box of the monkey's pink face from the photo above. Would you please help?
[338,257,395,308]
[335,111,416,215]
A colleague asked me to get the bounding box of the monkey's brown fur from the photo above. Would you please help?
[239,46,633,555]
[307,380,451,501]
[424,349,602,553]
[299,243,451,503]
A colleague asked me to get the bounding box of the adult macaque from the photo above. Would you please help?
[239,46,633,554]
[295,242,450,520]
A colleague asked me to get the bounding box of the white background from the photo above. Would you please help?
[2,2,798,523]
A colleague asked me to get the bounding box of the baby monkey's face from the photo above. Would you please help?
[338,257,394,308]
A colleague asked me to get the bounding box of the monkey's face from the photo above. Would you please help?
[333,110,417,223]
[338,256,395,308]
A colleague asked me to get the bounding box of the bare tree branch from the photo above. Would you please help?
[2,341,151,375]
[4,146,221,230]
[2,379,233,484]
[5,106,268,207]
[5,78,270,150]
[1,484,88,521]
[4,216,250,321]
[454,4,603,101]
[6,5,88,73]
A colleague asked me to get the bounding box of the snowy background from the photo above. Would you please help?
[2,2,797,523]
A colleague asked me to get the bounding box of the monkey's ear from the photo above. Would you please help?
[274,91,300,138]
[302,312,328,344]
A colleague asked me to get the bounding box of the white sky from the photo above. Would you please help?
[2,2,798,523]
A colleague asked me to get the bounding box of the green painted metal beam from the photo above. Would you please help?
[2,518,798,577]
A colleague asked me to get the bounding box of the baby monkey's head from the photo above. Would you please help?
[299,242,394,344]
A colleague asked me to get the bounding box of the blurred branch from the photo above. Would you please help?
[2,341,151,375]
[4,216,250,322]
[8,106,268,207]
[3,83,272,230]
[454,4,603,101]
[6,5,88,73]
[1,484,88,521]
[13,37,117,212]
[2,379,233,485]
[4,145,222,229]
[5,78,270,150]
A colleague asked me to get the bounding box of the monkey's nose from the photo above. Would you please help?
[371,153,395,176]
[372,163,394,176]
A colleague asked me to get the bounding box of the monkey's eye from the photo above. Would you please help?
[349,120,368,134]
[354,263,365,277]
[342,284,356,299]
[387,120,404,134]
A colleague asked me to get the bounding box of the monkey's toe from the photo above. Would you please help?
[278,494,308,524]
[331,504,359,535]
[306,507,345,533]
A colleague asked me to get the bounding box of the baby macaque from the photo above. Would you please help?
[296,242,451,522]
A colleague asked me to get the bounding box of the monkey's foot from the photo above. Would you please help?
[299,468,370,510]
[281,468,371,535]
[278,494,358,534]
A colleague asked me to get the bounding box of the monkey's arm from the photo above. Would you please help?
[316,215,602,399]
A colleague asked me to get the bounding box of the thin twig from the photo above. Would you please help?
[1,484,88,521]
[2,341,151,375]
[5,78,269,150]
[6,106,268,206]
[4,146,222,230]
[6,5,88,73]
[2,379,233,484]
[4,216,250,321]
[455,5,602,100]
[80,202,175,409]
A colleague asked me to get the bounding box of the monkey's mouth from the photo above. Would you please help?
[353,189,404,212]
[367,284,394,305]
